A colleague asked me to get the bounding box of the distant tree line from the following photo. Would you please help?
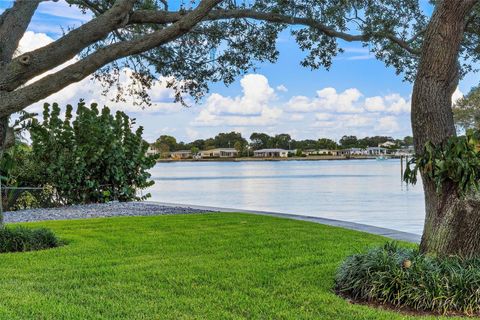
[338,135,413,149]
[152,132,414,158]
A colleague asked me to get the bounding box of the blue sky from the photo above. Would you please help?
[2,0,476,143]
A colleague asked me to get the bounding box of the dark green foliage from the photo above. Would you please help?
[0,142,52,211]
[339,135,359,149]
[212,132,248,150]
[453,85,480,132]
[63,0,429,106]
[155,132,249,155]
[249,132,272,150]
[93,1,284,105]
[153,135,178,158]
[29,101,157,205]
[339,135,397,149]
[336,242,480,316]
[403,136,414,146]
[250,132,337,151]
[404,129,480,195]
[0,142,36,186]
[254,0,425,80]
[0,226,59,253]
[153,131,415,154]
[10,191,39,211]
[315,138,338,150]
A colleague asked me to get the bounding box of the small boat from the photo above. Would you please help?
[376,156,388,161]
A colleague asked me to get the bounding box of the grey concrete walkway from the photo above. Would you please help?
[147,201,422,243]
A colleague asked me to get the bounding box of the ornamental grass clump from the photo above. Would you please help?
[0,226,59,253]
[335,242,480,316]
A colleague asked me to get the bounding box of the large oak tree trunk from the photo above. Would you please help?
[0,116,14,156]
[0,117,8,153]
[412,0,480,258]
[0,116,7,225]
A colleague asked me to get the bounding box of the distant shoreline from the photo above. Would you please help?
[156,155,409,163]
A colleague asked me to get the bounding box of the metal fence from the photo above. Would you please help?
[0,185,55,212]
[0,183,146,212]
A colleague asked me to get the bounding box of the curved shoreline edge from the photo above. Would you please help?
[146,201,421,243]
[6,201,421,244]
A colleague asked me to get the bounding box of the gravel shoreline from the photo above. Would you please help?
[4,202,216,223]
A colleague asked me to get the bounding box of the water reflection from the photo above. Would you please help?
[147,160,425,234]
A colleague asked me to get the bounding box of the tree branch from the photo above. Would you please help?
[0,0,137,92]
[129,9,420,55]
[0,0,41,63]
[0,0,223,118]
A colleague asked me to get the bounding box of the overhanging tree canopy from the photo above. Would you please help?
[2,0,480,257]
[0,0,428,137]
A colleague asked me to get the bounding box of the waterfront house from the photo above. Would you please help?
[304,149,332,156]
[378,141,396,148]
[254,148,289,158]
[200,148,238,158]
[337,148,366,156]
[254,149,289,158]
[329,150,340,156]
[366,147,387,156]
[146,145,160,156]
[170,150,192,159]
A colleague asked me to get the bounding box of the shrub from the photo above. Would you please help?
[28,101,157,205]
[335,242,480,316]
[0,226,60,253]
[11,191,40,211]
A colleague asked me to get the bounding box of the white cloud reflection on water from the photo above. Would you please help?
[147,159,425,234]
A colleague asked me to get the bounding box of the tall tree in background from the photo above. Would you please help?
[453,86,480,132]
[1,0,480,257]
[154,135,178,155]
[272,134,292,149]
[250,133,272,150]
[213,132,247,149]
[339,136,359,149]
[316,138,338,150]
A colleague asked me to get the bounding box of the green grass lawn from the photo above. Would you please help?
[0,213,461,319]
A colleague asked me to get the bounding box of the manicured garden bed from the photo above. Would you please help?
[0,213,456,319]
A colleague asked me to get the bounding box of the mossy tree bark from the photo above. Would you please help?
[0,118,4,225]
[412,0,480,258]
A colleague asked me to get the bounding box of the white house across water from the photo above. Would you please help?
[200,148,238,158]
[254,149,289,158]
[366,147,388,155]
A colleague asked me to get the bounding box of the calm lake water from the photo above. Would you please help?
[147,160,425,234]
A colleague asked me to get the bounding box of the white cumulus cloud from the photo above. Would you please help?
[193,74,282,126]
[452,87,463,105]
[364,96,386,112]
[384,94,410,114]
[287,87,411,115]
[375,116,401,133]
[287,87,364,113]
[15,31,54,56]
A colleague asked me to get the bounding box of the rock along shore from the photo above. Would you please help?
[4,202,214,223]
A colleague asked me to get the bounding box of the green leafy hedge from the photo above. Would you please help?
[0,227,59,253]
[335,242,480,316]
[25,101,157,205]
